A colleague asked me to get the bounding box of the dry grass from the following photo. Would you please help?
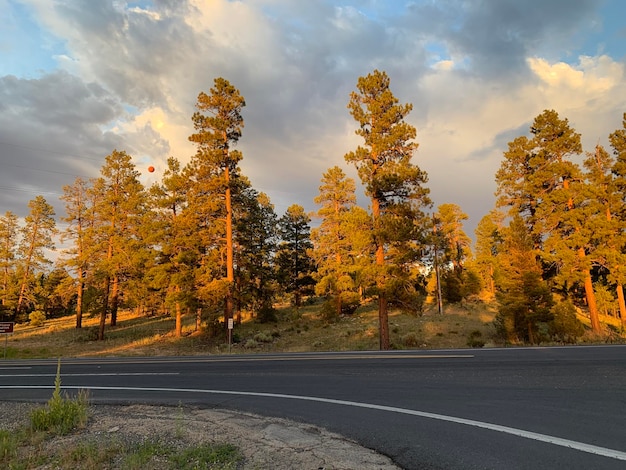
[3,299,623,358]
[2,300,504,359]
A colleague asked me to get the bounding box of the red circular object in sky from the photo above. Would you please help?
[148,166,155,173]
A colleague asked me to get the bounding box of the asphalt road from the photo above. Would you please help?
[0,345,624,469]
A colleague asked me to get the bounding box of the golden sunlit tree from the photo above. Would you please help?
[345,69,431,349]
[187,78,246,330]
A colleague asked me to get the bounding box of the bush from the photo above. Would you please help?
[401,332,422,348]
[466,330,485,348]
[30,360,89,435]
[29,310,46,327]
[550,300,584,343]
[256,303,278,323]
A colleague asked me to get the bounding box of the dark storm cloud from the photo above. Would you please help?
[0,70,165,217]
[404,0,601,79]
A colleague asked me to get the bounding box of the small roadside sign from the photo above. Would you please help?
[0,322,13,359]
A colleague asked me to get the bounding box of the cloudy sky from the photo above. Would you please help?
[1,0,625,239]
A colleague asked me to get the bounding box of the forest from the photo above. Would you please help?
[1,70,625,350]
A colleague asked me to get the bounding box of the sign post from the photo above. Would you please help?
[227,318,234,354]
[0,322,14,359]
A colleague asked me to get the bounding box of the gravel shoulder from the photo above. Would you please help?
[0,401,400,469]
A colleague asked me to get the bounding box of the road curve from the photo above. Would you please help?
[0,345,625,470]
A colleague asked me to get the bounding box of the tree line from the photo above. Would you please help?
[1,70,624,349]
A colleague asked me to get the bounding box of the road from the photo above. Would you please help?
[0,345,625,469]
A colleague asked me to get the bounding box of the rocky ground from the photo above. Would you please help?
[0,402,400,469]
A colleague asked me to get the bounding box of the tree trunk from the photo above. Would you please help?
[617,284,626,328]
[196,307,202,331]
[372,197,390,350]
[378,293,389,350]
[225,157,234,329]
[110,274,119,326]
[75,277,83,329]
[582,267,601,333]
[99,276,110,341]
[175,301,182,337]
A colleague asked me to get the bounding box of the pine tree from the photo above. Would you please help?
[345,69,431,349]
[474,210,505,298]
[60,177,91,328]
[495,110,601,332]
[187,78,245,329]
[148,157,198,337]
[89,150,146,340]
[496,216,553,344]
[609,113,626,327]
[0,211,19,311]
[311,167,360,317]
[276,204,315,308]
[233,187,278,320]
[16,196,57,316]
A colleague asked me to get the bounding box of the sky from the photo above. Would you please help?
[1,0,625,241]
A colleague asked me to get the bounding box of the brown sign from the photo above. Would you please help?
[0,322,14,334]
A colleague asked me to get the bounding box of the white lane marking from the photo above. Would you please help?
[0,373,179,378]
[2,385,625,462]
[0,367,31,370]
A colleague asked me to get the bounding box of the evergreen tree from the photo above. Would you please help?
[0,211,19,311]
[60,177,91,328]
[496,216,554,344]
[89,150,146,340]
[610,112,626,327]
[311,167,361,317]
[187,78,245,329]
[233,188,278,320]
[474,210,505,298]
[148,157,198,337]
[276,204,315,307]
[345,70,431,349]
[495,110,600,332]
[16,196,57,316]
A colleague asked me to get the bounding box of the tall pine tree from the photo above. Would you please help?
[345,69,431,349]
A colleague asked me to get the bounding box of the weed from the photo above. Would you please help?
[30,359,89,435]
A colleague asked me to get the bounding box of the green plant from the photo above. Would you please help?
[30,359,89,435]
[401,332,421,348]
[466,330,485,348]
[29,310,46,327]
[169,443,242,469]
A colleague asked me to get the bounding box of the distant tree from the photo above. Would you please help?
[433,203,473,304]
[345,69,431,349]
[0,211,19,310]
[609,112,626,327]
[496,216,554,344]
[311,167,361,317]
[276,204,315,307]
[60,177,91,328]
[474,210,505,297]
[495,110,600,333]
[187,77,246,329]
[16,196,57,316]
[89,150,146,340]
[234,187,278,320]
[148,157,198,337]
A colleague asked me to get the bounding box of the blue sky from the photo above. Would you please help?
[1,0,625,240]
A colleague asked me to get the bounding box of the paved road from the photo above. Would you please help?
[0,345,625,469]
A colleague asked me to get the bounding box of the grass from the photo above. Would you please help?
[0,359,244,469]
[3,298,624,359]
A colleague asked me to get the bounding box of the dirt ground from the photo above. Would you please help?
[0,401,400,469]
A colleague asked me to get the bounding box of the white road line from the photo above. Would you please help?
[2,385,625,462]
[0,373,179,377]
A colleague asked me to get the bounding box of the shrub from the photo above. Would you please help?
[402,332,421,348]
[550,300,584,343]
[29,310,46,327]
[467,330,485,348]
[30,359,89,435]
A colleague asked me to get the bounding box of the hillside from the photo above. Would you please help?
[2,300,623,359]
